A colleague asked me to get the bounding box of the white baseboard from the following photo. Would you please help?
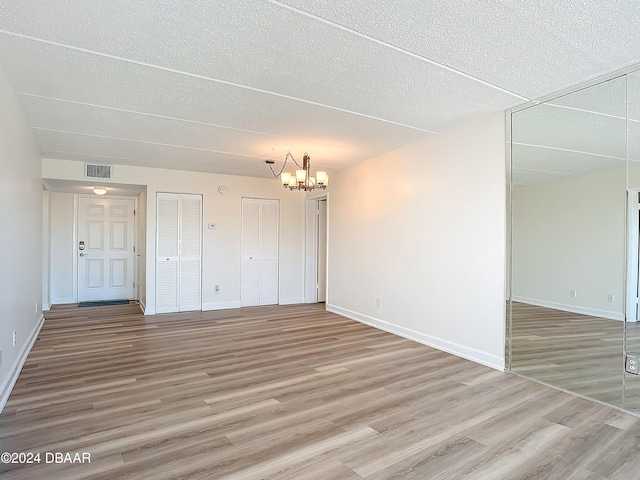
[138,299,146,314]
[279,297,305,305]
[202,301,242,311]
[512,296,624,321]
[326,304,504,371]
[0,313,45,413]
[51,297,75,305]
[42,303,51,311]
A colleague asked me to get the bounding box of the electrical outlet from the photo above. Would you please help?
[12,331,16,347]
[375,297,381,308]
[608,294,614,303]
[570,289,577,298]
[215,285,220,294]
[626,355,640,375]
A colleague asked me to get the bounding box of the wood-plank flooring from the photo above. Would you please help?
[511,302,640,412]
[1,303,640,479]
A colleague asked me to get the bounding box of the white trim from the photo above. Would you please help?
[327,304,504,371]
[512,296,624,321]
[279,297,305,305]
[42,303,51,311]
[51,297,75,305]
[202,301,242,311]
[0,314,45,413]
[626,189,640,322]
[304,193,328,304]
[139,299,147,313]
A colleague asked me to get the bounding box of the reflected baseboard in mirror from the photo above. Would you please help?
[510,302,640,412]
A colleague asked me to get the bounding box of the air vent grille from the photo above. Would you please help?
[85,163,112,179]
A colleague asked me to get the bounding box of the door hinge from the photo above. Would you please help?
[133,246,136,252]
[133,282,136,288]
[134,209,136,216]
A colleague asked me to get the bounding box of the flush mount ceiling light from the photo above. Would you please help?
[266,152,328,191]
[93,187,107,195]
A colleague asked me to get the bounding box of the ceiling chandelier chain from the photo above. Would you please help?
[266,151,328,192]
[266,151,303,178]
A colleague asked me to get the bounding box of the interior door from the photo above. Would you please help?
[317,199,327,302]
[241,198,279,306]
[77,197,135,301]
[156,193,202,313]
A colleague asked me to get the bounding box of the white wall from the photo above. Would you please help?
[43,159,306,313]
[42,190,51,310]
[327,112,507,369]
[0,64,43,411]
[49,192,74,304]
[137,189,147,310]
[512,167,625,319]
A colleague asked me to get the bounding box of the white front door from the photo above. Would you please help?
[77,197,135,301]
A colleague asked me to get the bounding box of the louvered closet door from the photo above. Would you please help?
[179,195,202,312]
[241,198,279,307]
[156,193,202,313]
[156,194,180,313]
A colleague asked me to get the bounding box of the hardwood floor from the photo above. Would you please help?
[511,302,640,412]
[2,303,640,479]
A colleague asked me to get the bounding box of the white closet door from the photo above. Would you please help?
[156,194,180,313]
[241,198,279,306]
[179,195,202,312]
[260,201,279,305]
[241,200,261,307]
[156,193,202,313]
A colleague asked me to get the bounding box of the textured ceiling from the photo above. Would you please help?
[1,0,640,180]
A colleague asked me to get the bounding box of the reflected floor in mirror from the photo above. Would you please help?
[511,302,640,412]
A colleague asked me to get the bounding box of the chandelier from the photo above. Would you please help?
[266,152,328,191]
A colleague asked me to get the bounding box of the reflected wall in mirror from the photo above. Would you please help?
[625,70,640,411]
[510,75,627,408]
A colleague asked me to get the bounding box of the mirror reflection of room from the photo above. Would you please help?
[510,75,628,409]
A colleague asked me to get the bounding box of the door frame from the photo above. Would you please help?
[305,192,328,303]
[73,194,139,303]
[626,189,640,322]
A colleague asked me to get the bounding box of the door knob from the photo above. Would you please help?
[79,253,88,257]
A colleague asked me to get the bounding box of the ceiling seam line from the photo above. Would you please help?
[19,93,354,151]
[0,29,438,134]
[512,167,577,176]
[266,0,529,101]
[42,151,273,176]
[513,142,627,161]
[35,127,336,168]
[545,102,640,123]
[32,127,274,158]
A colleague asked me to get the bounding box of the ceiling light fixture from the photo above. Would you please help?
[266,152,328,191]
[93,187,107,195]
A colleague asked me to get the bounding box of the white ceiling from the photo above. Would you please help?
[1,1,640,182]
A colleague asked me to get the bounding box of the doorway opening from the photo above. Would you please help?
[305,194,328,304]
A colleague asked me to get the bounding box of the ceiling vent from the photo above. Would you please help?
[85,163,112,179]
